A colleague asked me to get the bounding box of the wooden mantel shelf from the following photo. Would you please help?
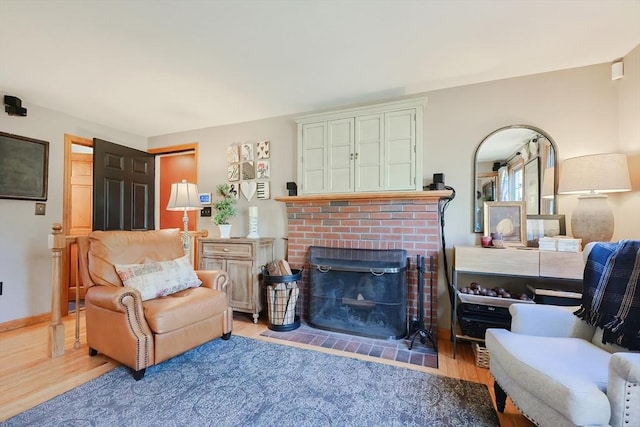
[275,190,453,203]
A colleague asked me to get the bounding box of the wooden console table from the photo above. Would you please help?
[451,246,584,357]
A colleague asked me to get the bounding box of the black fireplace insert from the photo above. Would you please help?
[308,246,408,339]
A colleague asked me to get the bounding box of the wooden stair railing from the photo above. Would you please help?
[48,223,65,358]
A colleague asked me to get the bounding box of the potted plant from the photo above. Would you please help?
[212,184,237,238]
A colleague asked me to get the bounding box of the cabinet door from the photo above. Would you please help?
[328,118,354,193]
[355,114,384,192]
[226,259,255,311]
[300,122,327,194]
[200,257,225,271]
[385,109,416,190]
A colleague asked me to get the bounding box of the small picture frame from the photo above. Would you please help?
[483,201,526,246]
[227,164,240,181]
[227,145,239,164]
[242,161,255,180]
[228,183,240,200]
[526,214,566,247]
[241,143,253,161]
[256,160,270,178]
[256,140,270,159]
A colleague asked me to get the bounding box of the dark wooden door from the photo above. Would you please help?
[93,138,155,231]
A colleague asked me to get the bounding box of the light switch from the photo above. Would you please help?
[35,203,46,215]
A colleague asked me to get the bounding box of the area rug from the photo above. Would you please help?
[261,322,438,369]
[2,336,498,427]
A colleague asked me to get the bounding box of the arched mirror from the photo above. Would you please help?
[473,125,558,233]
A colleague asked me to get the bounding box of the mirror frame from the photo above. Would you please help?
[472,124,559,233]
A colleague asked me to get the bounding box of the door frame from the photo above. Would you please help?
[62,134,93,317]
[148,142,199,228]
[149,142,199,261]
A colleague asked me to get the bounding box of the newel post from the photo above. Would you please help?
[48,223,65,358]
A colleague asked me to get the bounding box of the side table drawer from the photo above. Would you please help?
[540,251,584,280]
[455,246,539,276]
[201,242,252,258]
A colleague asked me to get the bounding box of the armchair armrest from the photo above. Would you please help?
[84,284,154,370]
[86,285,144,313]
[608,352,640,427]
[196,270,230,293]
[509,303,595,339]
[196,270,233,334]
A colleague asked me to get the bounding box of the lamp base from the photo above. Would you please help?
[571,194,614,247]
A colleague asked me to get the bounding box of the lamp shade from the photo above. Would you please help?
[558,153,630,247]
[166,180,202,211]
[557,153,631,194]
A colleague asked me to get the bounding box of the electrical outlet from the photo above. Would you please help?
[200,207,212,217]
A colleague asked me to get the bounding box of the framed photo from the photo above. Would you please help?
[0,132,49,201]
[481,180,495,201]
[256,160,270,178]
[256,140,270,159]
[526,214,566,247]
[227,145,239,164]
[241,143,253,161]
[524,158,539,215]
[483,201,526,246]
[228,183,240,200]
[241,161,255,180]
[227,164,240,181]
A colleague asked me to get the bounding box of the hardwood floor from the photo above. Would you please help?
[0,311,533,426]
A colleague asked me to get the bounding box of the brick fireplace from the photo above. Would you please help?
[275,190,450,338]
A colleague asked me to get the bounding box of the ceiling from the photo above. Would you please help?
[1,1,639,138]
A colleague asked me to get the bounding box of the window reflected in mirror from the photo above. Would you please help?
[473,125,557,233]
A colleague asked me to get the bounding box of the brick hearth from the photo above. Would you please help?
[275,191,451,336]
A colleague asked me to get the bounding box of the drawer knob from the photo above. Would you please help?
[223,248,229,252]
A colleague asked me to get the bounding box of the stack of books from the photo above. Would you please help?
[538,237,558,251]
[538,236,582,252]
[557,237,582,252]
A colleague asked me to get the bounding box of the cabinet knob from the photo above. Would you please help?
[223,248,229,252]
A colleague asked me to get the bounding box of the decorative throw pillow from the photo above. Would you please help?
[115,255,202,301]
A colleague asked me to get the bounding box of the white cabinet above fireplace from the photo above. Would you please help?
[295,97,426,195]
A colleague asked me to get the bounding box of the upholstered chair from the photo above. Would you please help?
[77,228,233,380]
[486,241,640,426]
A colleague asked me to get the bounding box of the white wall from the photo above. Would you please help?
[3,45,638,327]
[617,44,640,239]
[0,103,146,323]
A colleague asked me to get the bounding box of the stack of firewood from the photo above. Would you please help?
[266,260,299,325]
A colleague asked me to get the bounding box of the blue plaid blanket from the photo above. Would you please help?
[574,240,640,350]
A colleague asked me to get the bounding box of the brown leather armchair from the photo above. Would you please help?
[77,229,233,380]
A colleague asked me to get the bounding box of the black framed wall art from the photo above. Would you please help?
[0,131,49,200]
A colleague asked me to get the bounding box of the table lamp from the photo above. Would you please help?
[557,153,631,246]
[166,180,202,255]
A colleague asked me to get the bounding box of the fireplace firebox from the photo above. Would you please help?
[308,246,408,339]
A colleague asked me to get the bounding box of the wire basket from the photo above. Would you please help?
[263,268,302,331]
